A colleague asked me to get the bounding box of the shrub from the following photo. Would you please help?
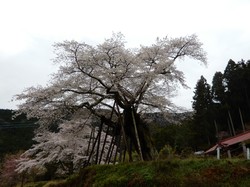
[180,147,193,158]
[158,144,175,160]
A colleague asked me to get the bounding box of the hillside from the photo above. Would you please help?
[24,159,250,187]
[143,112,193,126]
[0,109,38,160]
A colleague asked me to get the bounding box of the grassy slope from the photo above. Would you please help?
[26,159,250,187]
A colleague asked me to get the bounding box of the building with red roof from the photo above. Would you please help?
[205,130,250,159]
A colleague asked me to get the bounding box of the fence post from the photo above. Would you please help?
[217,147,220,160]
[247,148,250,160]
[242,142,247,159]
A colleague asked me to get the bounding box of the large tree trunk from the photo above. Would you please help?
[123,107,155,161]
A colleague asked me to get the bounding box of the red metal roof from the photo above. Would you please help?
[205,130,250,154]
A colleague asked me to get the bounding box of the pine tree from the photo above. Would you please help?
[192,76,214,149]
[193,76,212,114]
[223,59,250,129]
[212,72,225,104]
[211,71,228,131]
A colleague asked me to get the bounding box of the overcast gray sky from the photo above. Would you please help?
[1,0,250,110]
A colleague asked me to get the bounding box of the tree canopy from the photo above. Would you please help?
[15,33,206,163]
[16,33,206,123]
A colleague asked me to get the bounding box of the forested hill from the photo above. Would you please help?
[0,108,191,160]
[143,112,193,126]
[0,109,38,160]
[0,109,36,124]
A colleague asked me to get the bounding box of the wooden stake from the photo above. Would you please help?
[108,135,116,164]
[131,107,144,161]
[116,103,131,162]
[214,120,219,141]
[96,121,103,164]
[87,127,99,165]
[227,119,232,136]
[99,124,109,164]
[105,127,115,164]
[239,108,245,132]
[113,134,121,164]
[86,127,94,156]
[228,110,236,136]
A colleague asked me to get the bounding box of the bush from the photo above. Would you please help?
[158,144,175,160]
[180,147,193,158]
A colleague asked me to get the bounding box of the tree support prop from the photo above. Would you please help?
[131,107,144,161]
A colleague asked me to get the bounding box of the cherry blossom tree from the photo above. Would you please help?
[16,113,116,176]
[15,33,206,161]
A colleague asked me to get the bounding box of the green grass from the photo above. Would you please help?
[93,162,155,187]
[23,158,250,187]
[22,181,48,187]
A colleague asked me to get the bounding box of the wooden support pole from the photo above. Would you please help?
[86,127,94,156]
[116,102,129,162]
[108,135,116,164]
[131,108,144,161]
[105,127,115,164]
[239,108,245,132]
[99,101,117,164]
[95,121,104,164]
[113,133,121,164]
[214,120,219,141]
[227,119,233,136]
[118,127,124,163]
[228,110,236,136]
[99,125,109,164]
[87,127,100,165]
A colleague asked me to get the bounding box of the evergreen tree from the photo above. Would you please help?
[192,59,250,148]
[212,72,225,104]
[193,76,212,114]
[211,72,228,132]
[245,60,250,111]
[223,59,250,130]
[192,76,214,149]
[223,59,249,108]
